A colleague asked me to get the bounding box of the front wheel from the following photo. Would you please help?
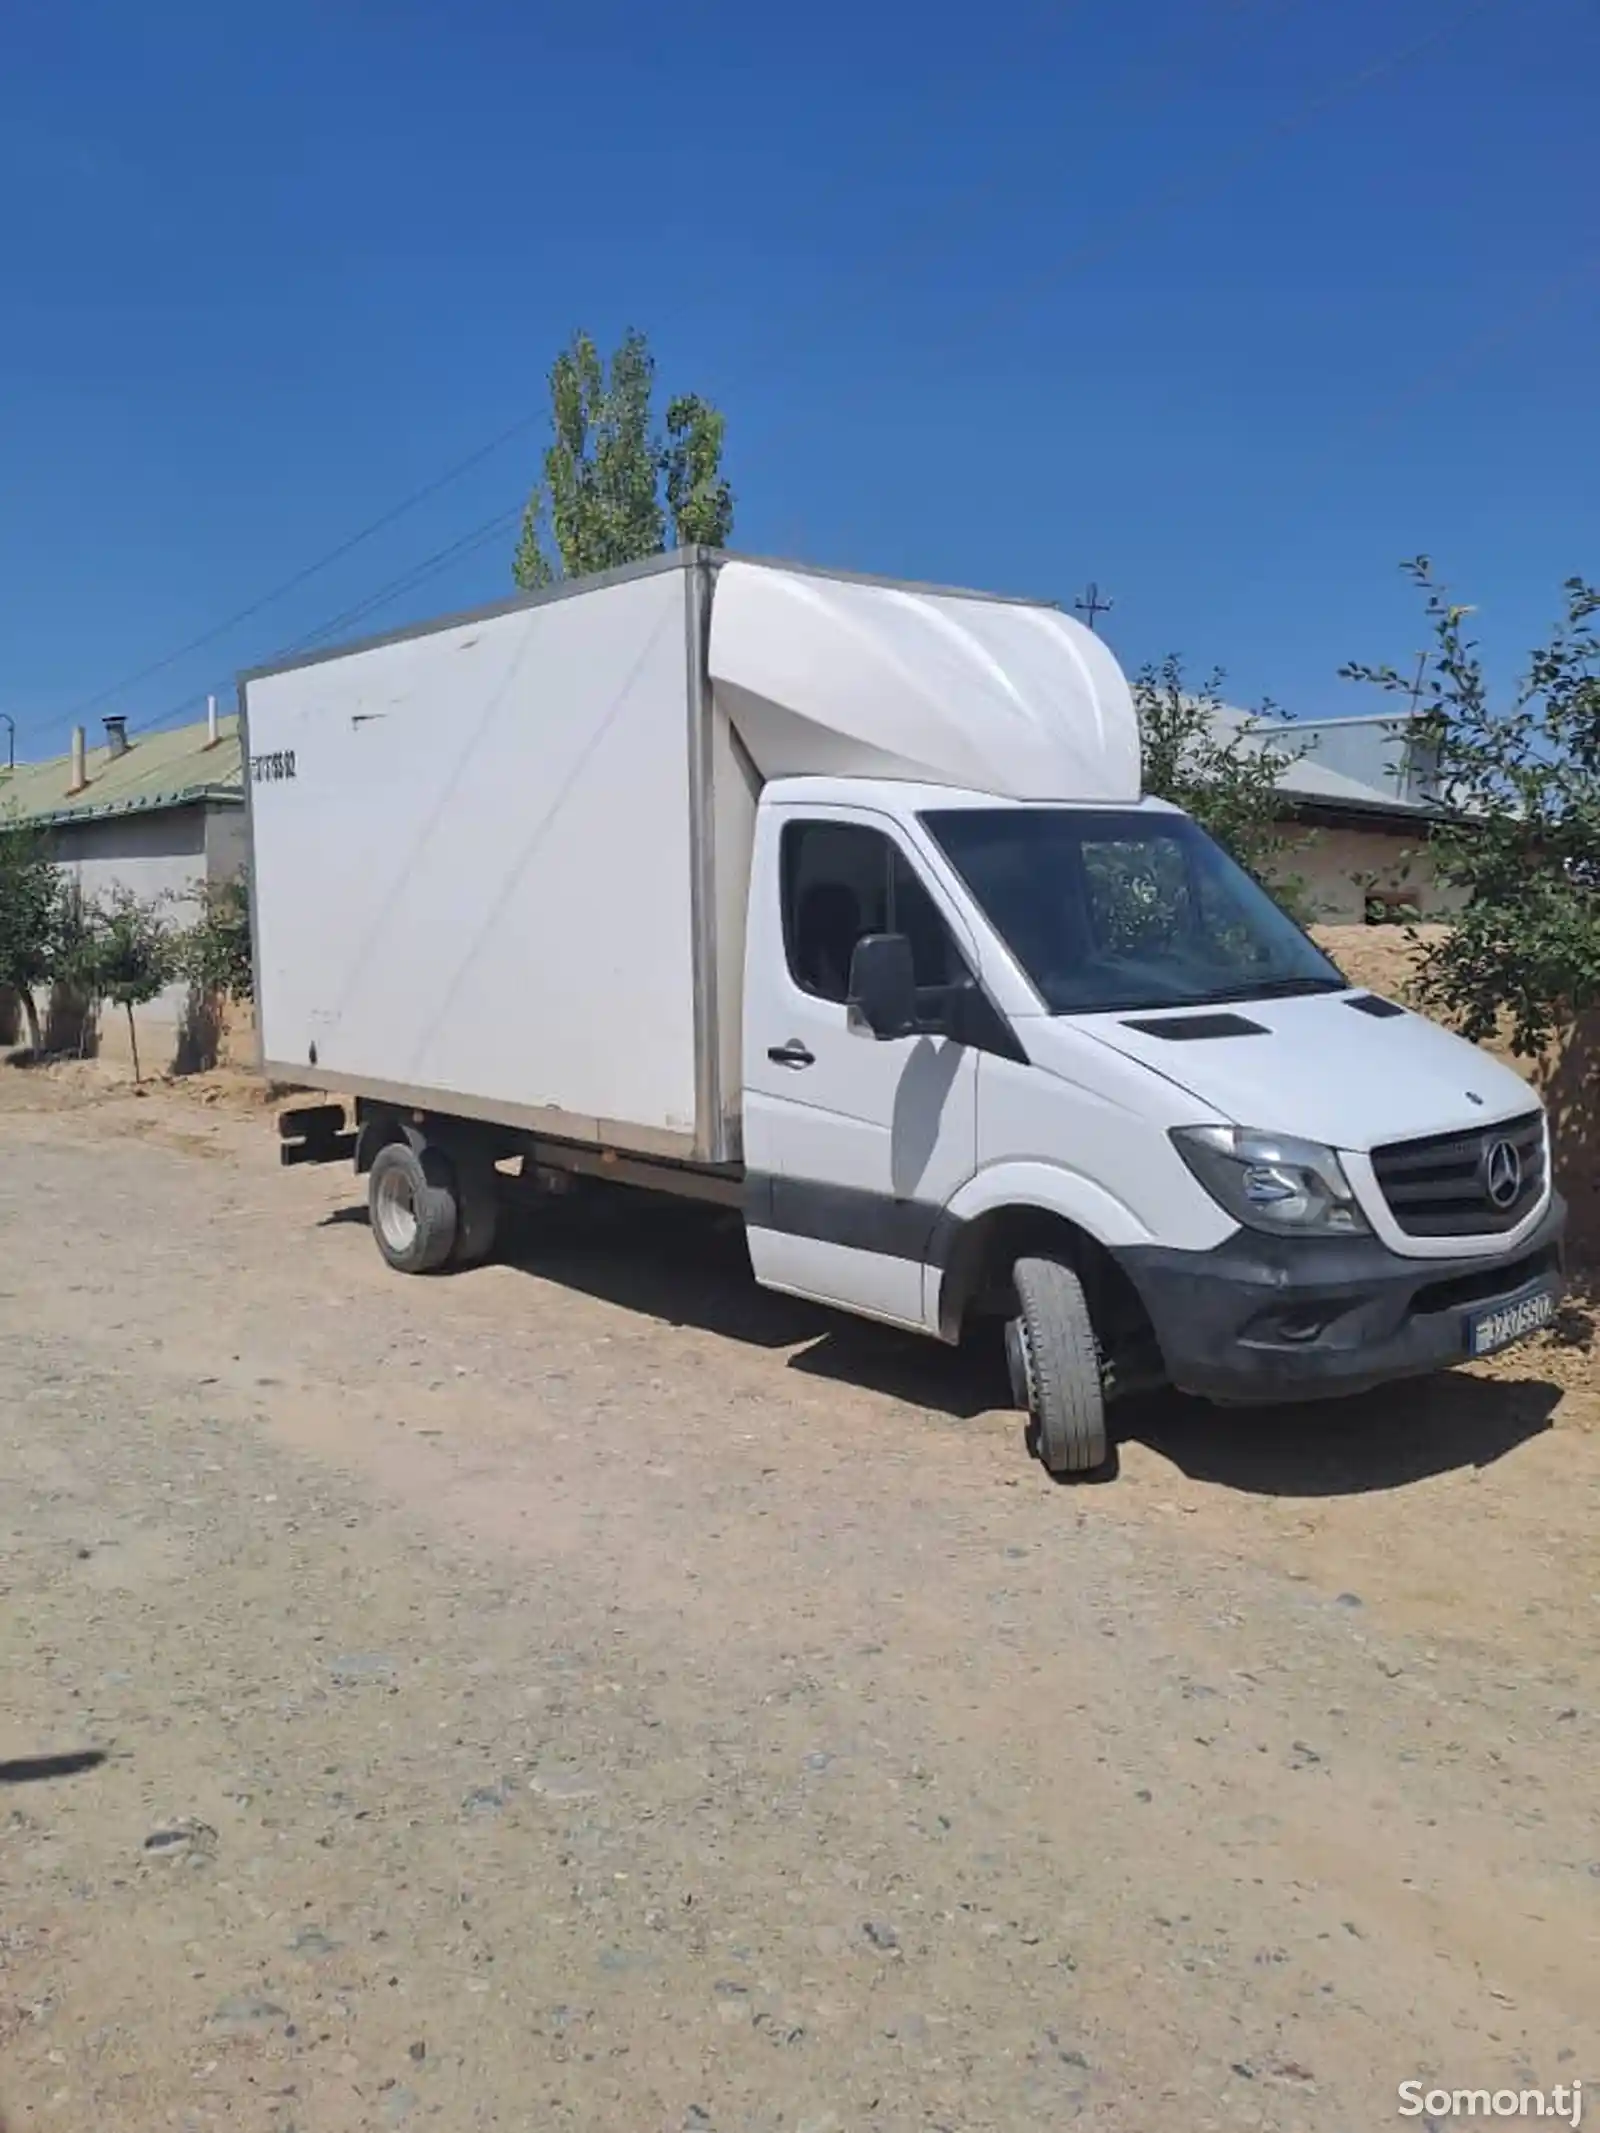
[1006,1255,1112,1478]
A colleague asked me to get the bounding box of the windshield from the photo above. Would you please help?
[922,807,1346,1015]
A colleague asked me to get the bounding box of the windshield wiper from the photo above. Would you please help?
[1186,975,1348,1004]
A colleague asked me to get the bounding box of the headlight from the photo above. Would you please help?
[1171,1125,1370,1236]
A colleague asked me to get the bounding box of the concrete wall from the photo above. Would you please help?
[1269,821,1463,924]
[205,804,248,882]
[51,804,207,906]
[41,801,245,1074]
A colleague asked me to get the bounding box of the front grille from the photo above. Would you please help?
[1370,1112,1546,1238]
[1412,1245,1561,1317]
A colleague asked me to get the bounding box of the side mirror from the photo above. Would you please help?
[847,932,917,1039]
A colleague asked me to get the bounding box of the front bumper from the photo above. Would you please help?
[1115,1193,1567,1406]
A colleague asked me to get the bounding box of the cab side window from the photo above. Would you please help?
[782,821,889,1003]
[781,821,966,1005]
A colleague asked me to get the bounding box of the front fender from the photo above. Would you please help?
[927,1159,1236,1341]
[941,1160,1162,1250]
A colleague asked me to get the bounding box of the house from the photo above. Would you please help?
[1209,706,1447,922]
[0,707,244,1067]
[1260,708,1441,806]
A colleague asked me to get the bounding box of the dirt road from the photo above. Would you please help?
[2,1070,1596,2130]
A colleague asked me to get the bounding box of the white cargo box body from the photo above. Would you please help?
[243,550,1138,1163]
[245,557,742,1159]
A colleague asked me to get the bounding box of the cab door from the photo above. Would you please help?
[741,805,981,1330]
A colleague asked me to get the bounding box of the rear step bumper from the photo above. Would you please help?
[278,1102,358,1167]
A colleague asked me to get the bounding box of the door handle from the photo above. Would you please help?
[767,1040,815,1069]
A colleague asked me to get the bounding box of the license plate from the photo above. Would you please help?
[1466,1282,1557,1359]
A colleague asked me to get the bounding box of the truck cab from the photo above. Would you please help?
[739,777,1563,1468]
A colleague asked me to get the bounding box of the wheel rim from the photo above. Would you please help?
[1005,1317,1036,1413]
[373,1165,419,1255]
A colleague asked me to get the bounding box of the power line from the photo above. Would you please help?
[37,0,1513,751]
[230,235,1588,738]
[32,0,1285,746]
[1217,247,1600,569]
[51,412,545,734]
[1354,250,1600,435]
[778,0,1306,309]
[272,508,525,660]
[131,248,1583,747]
[906,0,1510,363]
[129,505,524,739]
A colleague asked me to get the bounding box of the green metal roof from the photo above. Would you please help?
[0,714,243,829]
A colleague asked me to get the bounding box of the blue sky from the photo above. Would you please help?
[2,0,1596,753]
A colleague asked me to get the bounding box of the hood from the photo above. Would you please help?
[1066,990,1539,1151]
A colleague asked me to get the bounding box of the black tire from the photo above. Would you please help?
[367,1140,458,1275]
[1006,1255,1111,1478]
[448,1147,500,1268]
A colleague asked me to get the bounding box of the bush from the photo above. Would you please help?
[183,872,254,1004]
[0,819,66,1053]
[1344,561,1600,1057]
[74,890,178,1082]
[1134,657,1314,922]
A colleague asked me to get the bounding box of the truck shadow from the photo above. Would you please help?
[495,1192,993,1390]
[467,1191,1572,1499]
[1115,1375,1561,1497]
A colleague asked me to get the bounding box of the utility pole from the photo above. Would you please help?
[1402,651,1434,803]
[1074,582,1113,633]
[0,713,13,773]
[1404,651,1429,714]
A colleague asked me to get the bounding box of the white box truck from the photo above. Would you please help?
[244,550,1565,1476]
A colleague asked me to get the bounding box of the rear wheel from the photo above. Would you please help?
[447,1145,500,1268]
[368,1141,458,1274]
[1007,1254,1112,1478]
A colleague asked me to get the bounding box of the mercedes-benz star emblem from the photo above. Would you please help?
[1483,1138,1522,1210]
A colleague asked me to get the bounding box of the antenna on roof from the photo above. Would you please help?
[1074,582,1113,633]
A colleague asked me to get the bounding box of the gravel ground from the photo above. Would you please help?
[1,1068,1596,2132]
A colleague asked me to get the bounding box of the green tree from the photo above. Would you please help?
[663,394,734,550]
[1134,657,1310,907]
[1343,561,1600,1056]
[514,329,734,588]
[183,872,254,1004]
[50,881,101,1056]
[0,818,65,1053]
[78,890,177,1083]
